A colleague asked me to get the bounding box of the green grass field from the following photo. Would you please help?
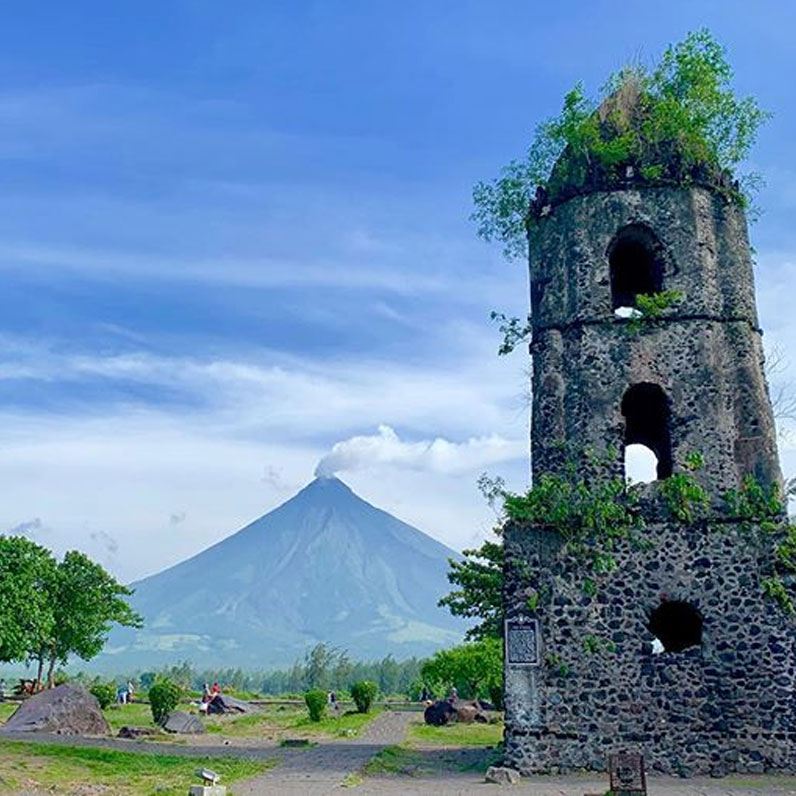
[205,704,382,740]
[1,696,382,743]
[407,718,503,748]
[0,739,271,795]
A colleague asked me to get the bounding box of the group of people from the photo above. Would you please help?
[116,681,135,704]
[199,681,221,713]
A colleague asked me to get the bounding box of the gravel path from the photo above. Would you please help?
[345,775,796,795]
[235,710,414,795]
[6,718,796,795]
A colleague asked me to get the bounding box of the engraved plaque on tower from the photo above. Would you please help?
[505,618,540,666]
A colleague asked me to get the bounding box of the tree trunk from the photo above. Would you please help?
[46,648,57,689]
[35,652,45,690]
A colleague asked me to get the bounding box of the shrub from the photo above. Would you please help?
[148,678,182,726]
[89,682,116,710]
[350,680,378,713]
[304,689,327,722]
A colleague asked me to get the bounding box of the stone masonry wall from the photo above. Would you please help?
[504,515,796,776]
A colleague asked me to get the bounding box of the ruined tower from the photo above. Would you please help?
[503,150,796,774]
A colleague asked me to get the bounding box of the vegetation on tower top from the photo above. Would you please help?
[472,29,770,260]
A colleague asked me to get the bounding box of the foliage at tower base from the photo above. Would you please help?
[0,536,142,687]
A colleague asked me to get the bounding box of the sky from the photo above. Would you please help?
[1,1,795,582]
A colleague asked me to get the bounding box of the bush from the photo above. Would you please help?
[304,689,327,722]
[89,682,116,710]
[148,678,182,725]
[350,680,378,713]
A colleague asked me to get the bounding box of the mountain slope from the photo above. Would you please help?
[103,477,467,668]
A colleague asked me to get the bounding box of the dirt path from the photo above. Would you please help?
[235,710,414,795]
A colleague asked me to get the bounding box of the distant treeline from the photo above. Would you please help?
[74,644,426,698]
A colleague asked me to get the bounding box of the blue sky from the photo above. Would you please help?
[1,1,795,580]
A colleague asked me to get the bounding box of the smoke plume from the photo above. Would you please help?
[315,424,523,478]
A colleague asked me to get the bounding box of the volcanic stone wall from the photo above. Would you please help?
[528,185,780,495]
[504,514,796,775]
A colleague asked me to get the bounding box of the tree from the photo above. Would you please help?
[420,639,503,702]
[438,538,503,641]
[473,29,769,262]
[30,550,142,687]
[0,536,57,680]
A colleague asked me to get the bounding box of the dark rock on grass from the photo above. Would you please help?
[117,725,160,739]
[424,699,457,726]
[3,683,110,736]
[162,710,206,734]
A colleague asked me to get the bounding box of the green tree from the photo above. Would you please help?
[420,639,503,701]
[439,538,503,641]
[473,29,770,263]
[31,550,142,687]
[0,536,57,681]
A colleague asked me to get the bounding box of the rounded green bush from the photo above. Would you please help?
[148,678,182,726]
[89,682,116,710]
[304,688,327,722]
[350,680,378,714]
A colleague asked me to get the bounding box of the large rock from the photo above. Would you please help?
[485,766,521,785]
[3,683,109,736]
[423,699,457,726]
[456,701,489,724]
[163,710,206,734]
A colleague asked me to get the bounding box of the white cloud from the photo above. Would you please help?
[315,424,524,477]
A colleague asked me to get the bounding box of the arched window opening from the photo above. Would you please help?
[624,443,659,485]
[609,225,664,314]
[622,383,673,480]
[648,600,703,653]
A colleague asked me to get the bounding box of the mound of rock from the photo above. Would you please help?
[3,683,110,736]
[457,700,490,723]
[162,710,206,734]
[424,699,457,726]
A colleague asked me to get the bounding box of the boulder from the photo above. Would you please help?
[423,699,457,726]
[118,725,160,739]
[2,683,110,736]
[163,710,206,734]
[485,766,521,785]
[455,704,479,723]
[455,701,490,724]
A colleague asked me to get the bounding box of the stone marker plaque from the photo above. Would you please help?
[608,751,646,795]
[505,618,539,666]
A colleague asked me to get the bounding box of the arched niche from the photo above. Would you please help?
[621,382,673,480]
[608,224,666,313]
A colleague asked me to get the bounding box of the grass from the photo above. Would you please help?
[0,739,271,795]
[407,718,504,748]
[0,702,17,724]
[364,745,431,777]
[361,717,504,782]
[2,696,381,744]
[204,705,382,741]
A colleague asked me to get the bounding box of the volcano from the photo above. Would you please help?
[102,477,467,668]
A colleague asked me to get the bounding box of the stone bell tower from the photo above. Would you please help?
[503,151,796,775]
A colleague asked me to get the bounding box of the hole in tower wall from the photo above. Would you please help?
[625,443,659,484]
[609,225,664,313]
[648,600,703,653]
[622,383,673,480]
